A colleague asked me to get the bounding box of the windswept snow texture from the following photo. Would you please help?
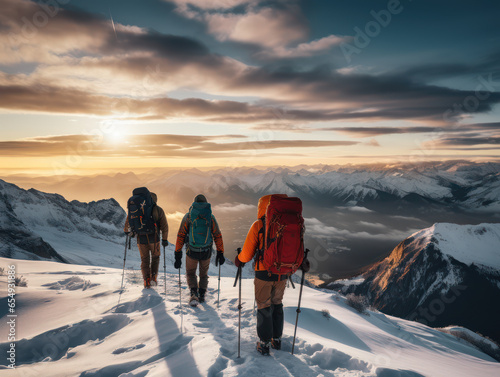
[0,257,499,377]
[332,223,500,343]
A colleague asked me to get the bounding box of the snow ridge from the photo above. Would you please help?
[409,223,500,271]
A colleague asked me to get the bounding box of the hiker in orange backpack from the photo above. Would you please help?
[124,188,169,289]
[235,194,310,355]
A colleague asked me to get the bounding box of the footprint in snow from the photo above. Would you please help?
[112,344,146,354]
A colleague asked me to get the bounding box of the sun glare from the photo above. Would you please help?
[101,119,127,144]
[107,130,126,144]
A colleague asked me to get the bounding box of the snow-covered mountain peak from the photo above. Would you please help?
[410,223,500,271]
[331,222,500,345]
[0,179,128,266]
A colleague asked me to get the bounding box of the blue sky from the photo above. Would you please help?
[0,0,499,173]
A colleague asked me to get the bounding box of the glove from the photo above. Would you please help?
[215,251,225,266]
[234,256,245,268]
[301,258,310,273]
[174,251,182,269]
[162,239,169,247]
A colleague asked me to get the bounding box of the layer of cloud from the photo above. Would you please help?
[258,34,351,59]
[169,0,347,59]
[305,217,413,241]
[0,134,358,158]
[170,0,309,49]
[424,136,500,149]
[204,4,307,48]
[329,123,500,138]
[1,0,500,140]
[213,203,256,213]
[167,0,257,11]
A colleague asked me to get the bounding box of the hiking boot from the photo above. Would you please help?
[271,338,281,350]
[190,288,198,298]
[151,275,158,287]
[198,288,206,303]
[256,341,270,356]
[144,278,151,289]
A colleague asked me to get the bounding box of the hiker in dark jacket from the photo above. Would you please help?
[124,192,169,288]
[175,194,224,303]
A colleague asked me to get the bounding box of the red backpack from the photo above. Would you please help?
[259,194,305,275]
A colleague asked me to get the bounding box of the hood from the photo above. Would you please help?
[257,194,287,218]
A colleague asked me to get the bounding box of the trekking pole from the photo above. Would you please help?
[292,248,310,355]
[163,245,167,298]
[289,275,296,289]
[233,247,242,358]
[120,234,129,290]
[217,264,221,309]
[178,267,183,333]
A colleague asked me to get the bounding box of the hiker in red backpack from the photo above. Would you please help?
[235,194,310,355]
[175,194,225,305]
[124,188,169,289]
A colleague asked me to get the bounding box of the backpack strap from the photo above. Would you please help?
[254,216,266,270]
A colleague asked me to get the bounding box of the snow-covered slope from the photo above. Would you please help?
[0,179,133,268]
[331,223,500,343]
[0,257,499,377]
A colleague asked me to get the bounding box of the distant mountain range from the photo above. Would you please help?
[6,161,500,213]
[330,223,500,343]
[3,160,499,277]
